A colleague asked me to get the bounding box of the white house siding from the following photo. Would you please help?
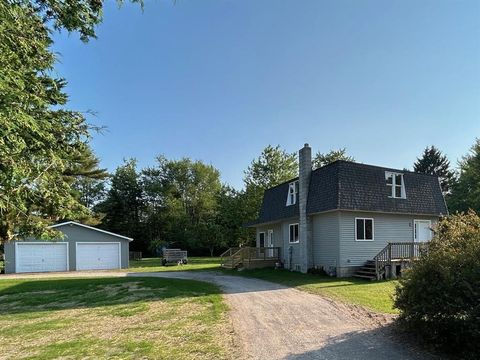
[311,212,339,272]
[337,211,438,276]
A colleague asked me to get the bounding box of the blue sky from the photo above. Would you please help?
[53,0,480,189]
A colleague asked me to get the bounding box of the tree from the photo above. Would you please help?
[0,0,140,243]
[413,146,456,195]
[243,145,298,221]
[95,160,145,251]
[394,211,480,357]
[448,139,480,214]
[0,2,90,242]
[312,148,354,169]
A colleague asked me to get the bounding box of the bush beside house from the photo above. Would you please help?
[394,211,480,358]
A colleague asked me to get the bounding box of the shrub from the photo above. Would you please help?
[394,211,480,358]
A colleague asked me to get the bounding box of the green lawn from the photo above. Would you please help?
[0,276,232,359]
[129,256,222,273]
[228,268,399,314]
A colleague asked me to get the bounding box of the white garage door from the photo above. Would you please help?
[16,243,68,273]
[76,243,121,270]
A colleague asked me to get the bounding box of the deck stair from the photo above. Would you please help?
[353,260,377,280]
[354,242,428,280]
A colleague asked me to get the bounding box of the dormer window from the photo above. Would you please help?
[385,171,406,198]
[286,181,299,206]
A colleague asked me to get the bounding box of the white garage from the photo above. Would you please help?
[15,242,69,273]
[4,221,133,274]
[76,242,121,270]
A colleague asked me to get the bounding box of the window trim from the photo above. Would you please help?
[258,232,266,247]
[385,171,406,199]
[355,217,374,241]
[288,223,299,244]
[286,181,299,206]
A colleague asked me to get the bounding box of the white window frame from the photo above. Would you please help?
[385,171,406,199]
[355,218,374,241]
[289,223,299,244]
[258,232,266,247]
[286,181,299,206]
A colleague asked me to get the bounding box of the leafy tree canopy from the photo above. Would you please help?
[448,138,480,214]
[413,145,456,195]
[312,148,354,169]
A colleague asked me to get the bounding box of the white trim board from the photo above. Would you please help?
[50,221,133,241]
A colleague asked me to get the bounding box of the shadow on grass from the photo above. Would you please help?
[0,276,221,315]
[284,324,438,360]
[128,257,222,272]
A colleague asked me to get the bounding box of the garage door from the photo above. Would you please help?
[76,243,121,270]
[16,243,68,273]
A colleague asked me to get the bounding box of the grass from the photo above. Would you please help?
[226,268,399,314]
[128,256,222,273]
[0,276,232,359]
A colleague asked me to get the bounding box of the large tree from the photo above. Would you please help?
[95,159,145,250]
[448,139,480,214]
[413,146,456,195]
[0,0,139,243]
[312,148,354,169]
[243,145,298,222]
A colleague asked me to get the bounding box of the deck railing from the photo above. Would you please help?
[374,242,428,280]
[220,247,281,269]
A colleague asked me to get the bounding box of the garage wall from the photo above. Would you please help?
[4,224,130,273]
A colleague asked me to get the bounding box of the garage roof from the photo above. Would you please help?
[50,221,134,241]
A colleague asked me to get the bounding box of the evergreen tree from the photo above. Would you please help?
[312,148,354,169]
[413,146,456,195]
[95,160,145,251]
[448,139,480,213]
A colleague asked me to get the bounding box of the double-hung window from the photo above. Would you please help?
[286,181,299,206]
[385,172,406,198]
[289,223,299,243]
[355,218,374,241]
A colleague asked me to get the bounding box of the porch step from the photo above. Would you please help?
[353,260,378,280]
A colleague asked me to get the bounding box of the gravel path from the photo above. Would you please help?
[1,270,438,360]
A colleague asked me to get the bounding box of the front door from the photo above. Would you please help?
[267,230,274,257]
[414,220,432,242]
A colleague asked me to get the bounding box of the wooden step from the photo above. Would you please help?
[353,274,376,280]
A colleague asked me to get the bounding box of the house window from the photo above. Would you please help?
[289,223,299,243]
[385,172,406,198]
[259,232,265,247]
[355,218,374,241]
[286,181,299,206]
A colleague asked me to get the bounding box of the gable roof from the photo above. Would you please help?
[50,221,134,241]
[252,161,448,226]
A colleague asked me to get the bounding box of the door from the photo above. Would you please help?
[16,243,68,273]
[76,243,121,270]
[267,230,274,257]
[414,220,432,242]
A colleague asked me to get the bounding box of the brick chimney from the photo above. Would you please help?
[298,143,312,273]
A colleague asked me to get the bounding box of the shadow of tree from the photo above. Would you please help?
[284,325,440,360]
[0,276,221,315]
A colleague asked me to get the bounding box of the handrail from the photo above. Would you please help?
[374,242,428,280]
[220,246,281,269]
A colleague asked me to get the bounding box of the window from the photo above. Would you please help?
[259,232,265,247]
[289,223,299,243]
[385,172,405,198]
[286,181,299,206]
[355,218,374,241]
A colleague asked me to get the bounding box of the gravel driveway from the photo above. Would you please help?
[1,270,438,360]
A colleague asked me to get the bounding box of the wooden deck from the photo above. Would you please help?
[220,247,280,270]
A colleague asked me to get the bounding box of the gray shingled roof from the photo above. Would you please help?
[252,161,448,226]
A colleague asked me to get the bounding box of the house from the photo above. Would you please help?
[3,221,132,274]
[247,144,447,277]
